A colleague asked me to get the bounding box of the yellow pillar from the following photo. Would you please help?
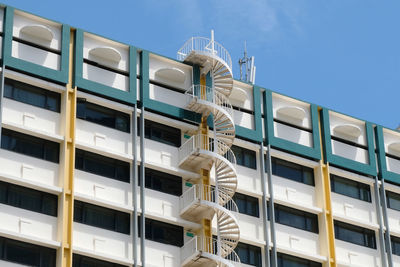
[60,28,77,267]
[318,108,337,267]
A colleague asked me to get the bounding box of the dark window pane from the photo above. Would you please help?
[231,192,259,217]
[144,218,183,247]
[1,129,59,163]
[144,120,181,147]
[75,149,130,183]
[271,157,315,186]
[277,252,322,267]
[4,79,60,112]
[334,220,376,249]
[392,236,400,256]
[73,254,128,267]
[231,145,256,169]
[387,191,400,211]
[233,242,261,267]
[331,175,371,202]
[74,201,130,234]
[275,204,318,233]
[143,168,182,196]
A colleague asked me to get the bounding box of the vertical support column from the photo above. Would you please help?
[265,145,277,267]
[374,176,388,267]
[381,179,394,267]
[0,61,4,144]
[318,109,336,267]
[132,107,138,267]
[60,28,76,267]
[260,144,271,267]
[139,104,145,266]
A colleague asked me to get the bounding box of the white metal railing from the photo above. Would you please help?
[179,134,236,166]
[177,37,232,72]
[181,235,241,265]
[180,184,238,213]
[186,85,234,119]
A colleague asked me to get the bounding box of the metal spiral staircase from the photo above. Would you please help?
[177,32,240,267]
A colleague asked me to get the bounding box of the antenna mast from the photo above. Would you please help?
[238,41,256,84]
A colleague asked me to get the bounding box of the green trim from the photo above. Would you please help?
[3,7,70,84]
[321,107,377,176]
[141,51,201,123]
[74,29,136,104]
[375,125,400,185]
[264,90,321,160]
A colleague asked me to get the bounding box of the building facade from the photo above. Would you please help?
[0,4,400,267]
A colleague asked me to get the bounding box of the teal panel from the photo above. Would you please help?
[321,107,377,176]
[73,29,136,104]
[375,125,400,185]
[264,89,321,160]
[3,6,70,84]
[140,50,201,123]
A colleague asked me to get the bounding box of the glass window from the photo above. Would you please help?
[231,192,259,217]
[0,237,56,267]
[144,120,181,147]
[74,201,130,234]
[270,157,314,186]
[386,191,400,212]
[1,128,59,163]
[0,181,57,216]
[77,98,130,133]
[277,252,322,267]
[274,204,319,233]
[140,217,183,247]
[73,254,127,267]
[330,174,371,202]
[232,242,262,267]
[334,220,376,249]
[391,235,400,257]
[141,168,182,196]
[4,79,61,112]
[75,149,130,183]
[231,145,256,169]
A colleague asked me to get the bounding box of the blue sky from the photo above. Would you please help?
[4,0,400,129]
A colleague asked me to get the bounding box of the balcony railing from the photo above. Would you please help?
[177,37,232,72]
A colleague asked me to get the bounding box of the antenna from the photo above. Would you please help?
[238,42,256,84]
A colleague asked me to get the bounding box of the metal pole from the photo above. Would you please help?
[132,107,138,267]
[374,176,388,267]
[140,105,145,266]
[0,63,5,145]
[260,144,271,267]
[380,178,394,267]
[266,144,277,267]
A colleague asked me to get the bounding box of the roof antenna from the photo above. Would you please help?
[238,41,256,84]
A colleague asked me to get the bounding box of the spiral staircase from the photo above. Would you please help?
[177,32,240,267]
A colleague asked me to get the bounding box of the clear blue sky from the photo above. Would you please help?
[4,0,400,129]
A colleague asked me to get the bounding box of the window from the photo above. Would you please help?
[4,79,61,112]
[73,254,127,267]
[232,242,262,267]
[0,181,57,216]
[77,99,130,133]
[144,120,181,147]
[274,204,319,233]
[330,174,371,202]
[74,201,130,234]
[232,192,259,217]
[277,252,322,267]
[75,149,130,183]
[231,145,256,169]
[391,235,400,257]
[140,217,183,247]
[0,236,56,267]
[270,157,314,186]
[141,168,182,196]
[1,128,59,163]
[386,191,400,212]
[334,220,376,249]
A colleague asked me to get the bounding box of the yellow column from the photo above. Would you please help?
[318,108,337,267]
[60,28,77,267]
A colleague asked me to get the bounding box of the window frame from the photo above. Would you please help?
[73,254,127,267]
[231,192,259,218]
[141,168,182,196]
[277,252,322,267]
[231,145,257,169]
[270,157,315,186]
[334,220,376,249]
[140,217,183,247]
[143,119,181,147]
[274,204,319,233]
[330,174,371,202]
[386,190,400,212]
[232,242,262,267]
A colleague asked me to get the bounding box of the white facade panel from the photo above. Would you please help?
[0,204,57,242]
[0,149,59,187]
[387,157,400,174]
[145,240,181,267]
[11,41,60,70]
[387,208,400,234]
[145,139,180,169]
[236,165,263,196]
[235,212,264,243]
[144,189,180,219]
[75,119,132,156]
[149,84,187,109]
[335,239,380,267]
[274,122,313,147]
[331,140,369,164]
[3,98,61,136]
[83,63,128,91]
[233,110,254,129]
[73,223,132,261]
